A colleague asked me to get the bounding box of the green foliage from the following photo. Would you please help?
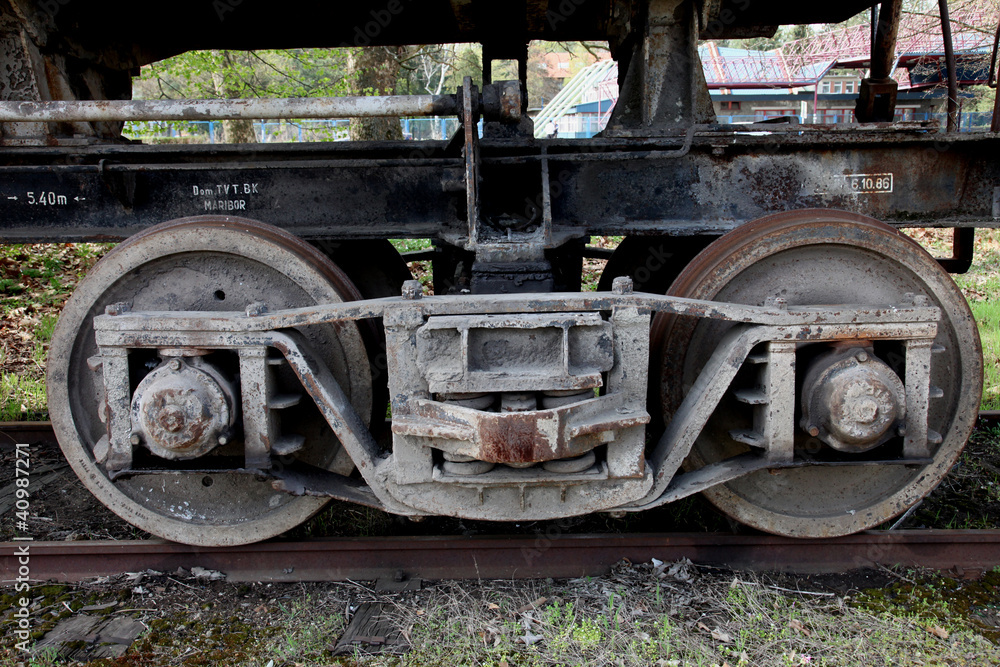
[135,49,352,102]
[965,85,997,114]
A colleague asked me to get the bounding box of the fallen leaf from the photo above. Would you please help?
[789,619,812,637]
[520,630,543,646]
[516,596,548,614]
[487,603,500,610]
[926,625,950,639]
[711,629,732,643]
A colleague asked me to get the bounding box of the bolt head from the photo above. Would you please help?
[129,433,141,446]
[245,302,268,317]
[855,351,869,363]
[611,276,633,295]
[158,407,186,433]
[169,359,182,371]
[401,280,423,300]
[105,302,131,316]
[807,425,820,437]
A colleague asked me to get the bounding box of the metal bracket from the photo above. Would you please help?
[855,78,899,124]
[633,318,939,510]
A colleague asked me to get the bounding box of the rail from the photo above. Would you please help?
[2,532,999,583]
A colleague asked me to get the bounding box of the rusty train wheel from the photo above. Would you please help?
[48,217,373,546]
[651,210,982,537]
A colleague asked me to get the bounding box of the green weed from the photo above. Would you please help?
[0,373,47,420]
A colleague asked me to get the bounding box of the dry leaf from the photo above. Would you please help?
[696,621,710,632]
[487,603,500,610]
[789,619,812,637]
[415,609,425,616]
[711,629,732,643]
[520,630,543,646]
[925,625,949,639]
[516,596,548,614]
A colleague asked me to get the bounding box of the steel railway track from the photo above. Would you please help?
[3,420,1000,583]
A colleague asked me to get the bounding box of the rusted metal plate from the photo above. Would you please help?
[394,396,648,463]
[4,531,1000,582]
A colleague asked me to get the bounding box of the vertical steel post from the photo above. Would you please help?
[938,0,959,133]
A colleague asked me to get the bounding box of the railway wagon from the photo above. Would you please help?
[1,0,997,545]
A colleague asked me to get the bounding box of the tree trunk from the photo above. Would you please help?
[212,52,257,144]
[348,46,405,141]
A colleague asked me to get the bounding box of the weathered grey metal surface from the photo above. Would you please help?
[130,357,237,460]
[799,344,908,454]
[414,313,613,394]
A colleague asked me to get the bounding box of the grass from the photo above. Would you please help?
[325,566,999,666]
[10,565,997,667]
[0,373,47,421]
[971,299,1000,410]
[941,228,1000,411]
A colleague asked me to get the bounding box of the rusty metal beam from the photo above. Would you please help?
[0,95,460,123]
[3,531,1000,582]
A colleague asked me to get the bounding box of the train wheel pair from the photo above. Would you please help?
[47,211,981,544]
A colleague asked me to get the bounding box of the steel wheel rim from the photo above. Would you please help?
[652,210,982,537]
[48,216,372,546]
